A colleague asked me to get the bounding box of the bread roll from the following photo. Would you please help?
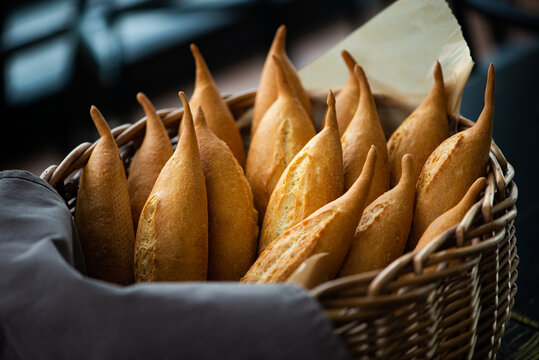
[128,93,173,229]
[414,177,486,251]
[246,56,316,219]
[341,65,390,205]
[251,25,313,136]
[338,154,416,276]
[193,107,259,281]
[259,90,343,254]
[134,92,208,281]
[335,50,359,136]
[242,146,378,283]
[184,44,245,167]
[387,61,448,187]
[409,64,495,248]
[75,106,135,285]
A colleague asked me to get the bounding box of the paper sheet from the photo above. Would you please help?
[299,0,474,121]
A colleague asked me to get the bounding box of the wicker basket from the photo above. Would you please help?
[41,90,518,359]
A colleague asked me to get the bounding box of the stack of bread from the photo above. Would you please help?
[74,25,495,286]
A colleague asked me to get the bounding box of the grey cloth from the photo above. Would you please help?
[0,170,351,360]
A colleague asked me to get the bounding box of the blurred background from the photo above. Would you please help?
[1,0,538,355]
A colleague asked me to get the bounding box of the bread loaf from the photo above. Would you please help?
[75,106,135,285]
[193,107,259,281]
[134,92,208,281]
[414,177,486,251]
[246,56,316,219]
[258,90,343,254]
[251,25,313,136]
[387,61,448,187]
[335,50,359,136]
[341,65,390,205]
[242,146,377,283]
[128,92,173,229]
[409,64,495,248]
[338,154,416,276]
[184,44,245,167]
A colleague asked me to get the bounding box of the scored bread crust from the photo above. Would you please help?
[335,50,359,136]
[387,61,449,187]
[338,154,416,276]
[194,107,259,281]
[258,90,343,254]
[246,56,316,220]
[252,25,313,136]
[134,92,208,281]
[409,64,495,248]
[128,92,173,229]
[414,177,486,251]
[242,146,378,283]
[186,44,245,167]
[341,65,390,206]
[75,106,135,285]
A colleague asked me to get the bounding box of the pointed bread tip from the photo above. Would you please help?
[485,63,495,107]
[194,106,208,128]
[433,60,444,85]
[272,55,293,98]
[354,64,373,100]
[323,89,338,130]
[178,91,195,138]
[271,25,287,53]
[90,105,112,139]
[341,50,357,73]
[136,92,155,116]
[399,154,414,184]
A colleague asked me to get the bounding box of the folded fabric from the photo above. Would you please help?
[0,170,351,360]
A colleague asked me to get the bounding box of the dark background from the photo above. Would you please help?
[1,0,538,357]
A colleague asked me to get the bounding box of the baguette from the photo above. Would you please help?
[184,44,245,167]
[339,154,416,276]
[252,25,313,136]
[246,56,316,219]
[387,61,448,187]
[259,90,343,254]
[335,50,359,136]
[127,92,173,229]
[242,146,377,283]
[409,64,495,248]
[134,92,208,281]
[194,107,259,281]
[75,106,135,285]
[341,65,390,205]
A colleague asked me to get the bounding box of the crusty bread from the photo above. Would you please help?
[341,65,390,205]
[338,154,416,276]
[409,64,495,248]
[134,92,208,281]
[128,92,173,230]
[183,44,245,167]
[387,61,448,187]
[193,106,259,281]
[246,56,316,220]
[251,25,313,136]
[335,50,359,136]
[242,146,377,283]
[258,90,344,254]
[414,177,486,251]
[75,106,135,285]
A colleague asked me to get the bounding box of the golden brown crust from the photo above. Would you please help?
[335,50,359,136]
[409,64,495,248]
[341,65,390,205]
[414,177,486,251]
[246,56,316,220]
[252,25,313,136]
[185,44,245,167]
[75,106,135,285]
[338,154,416,276]
[387,61,448,187]
[134,92,208,281]
[242,146,377,283]
[128,92,173,230]
[193,107,259,281]
[259,90,343,254]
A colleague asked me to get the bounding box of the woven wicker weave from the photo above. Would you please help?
[40,90,518,359]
